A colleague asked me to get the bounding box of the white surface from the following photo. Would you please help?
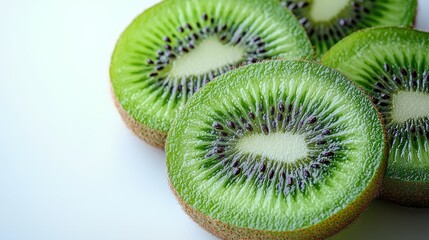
[0,1,428,239]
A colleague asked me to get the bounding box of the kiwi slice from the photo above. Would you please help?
[167,60,386,239]
[278,0,416,58]
[110,0,313,148]
[322,27,429,207]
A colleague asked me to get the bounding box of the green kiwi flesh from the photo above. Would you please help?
[110,0,313,148]
[322,27,429,207]
[167,60,386,239]
[278,0,416,58]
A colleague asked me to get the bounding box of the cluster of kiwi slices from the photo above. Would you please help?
[111,0,427,239]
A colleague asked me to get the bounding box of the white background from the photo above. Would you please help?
[0,1,428,239]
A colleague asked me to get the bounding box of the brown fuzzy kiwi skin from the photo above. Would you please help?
[380,178,429,208]
[112,90,167,149]
[168,154,386,240]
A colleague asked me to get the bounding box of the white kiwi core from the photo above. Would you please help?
[392,91,429,123]
[310,0,350,22]
[237,132,309,163]
[169,37,245,77]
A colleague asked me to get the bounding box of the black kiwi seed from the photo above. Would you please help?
[298,1,309,8]
[202,13,208,21]
[308,116,317,124]
[288,3,297,10]
[322,151,334,157]
[262,124,269,134]
[278,102,285,112]
[260,164,266,172]
[311,163,320,169]
[270,106,275,115]
[299,18,308,25]
[233,168,241,176]
[149,72,158,77]
[381,94,390,100]
[216,146,225,154]
[401,68,408,76]
[394,76,402,85]
[269,170,275,180]
[319,158,331,165]
[383,63,390,72]
[379,102,389,107]
[213,122,223,130]
[156,66,164,71]
[245,123,253,131]
[322,129,331,135]
[271,121,277,129]
[376,82,384,89]
[277,113,284,121]
[227,121,236,129]
[263,114,268,120]
[303,169,310,178]
[248,112,256,120]
[412,70,418,78]
[164,36,171,43]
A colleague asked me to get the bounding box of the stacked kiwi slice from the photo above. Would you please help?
[322,27,429,207]
[167,60,386,239]
[278,0,417,57]
[110,0,312,148]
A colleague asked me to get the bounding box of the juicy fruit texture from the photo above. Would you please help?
[279,0,417,57]
[322,27,429,207]
[110,0,313,148]
[167,60,386,239]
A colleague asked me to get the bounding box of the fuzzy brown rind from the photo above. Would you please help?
[169,160,385,240]
[381,177,429,208]
[113,93,167,149]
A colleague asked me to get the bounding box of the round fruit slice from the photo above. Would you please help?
[278,0,416,58]
[167,60,386,239]
[322,27,429,207]
[110,0,313,148]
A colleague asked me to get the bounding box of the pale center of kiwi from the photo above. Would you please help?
[392,91,429,122]
[310,0,349,22]
[169,37,245,77]
[237,132,309,163]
